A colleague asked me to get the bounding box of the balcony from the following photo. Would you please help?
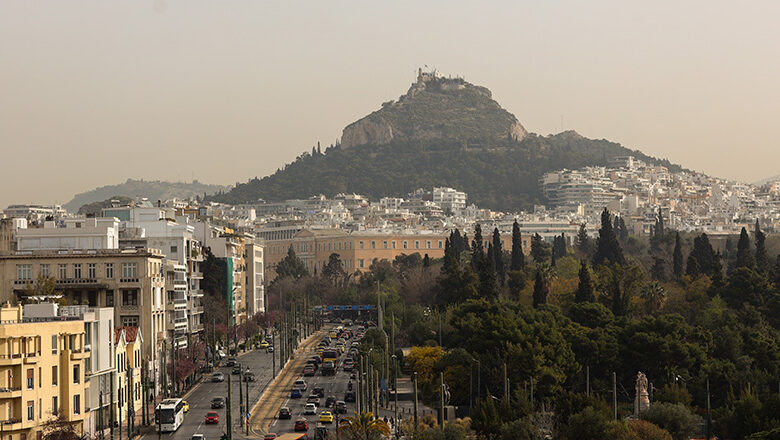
[119,278,139,284]
[70,348,89,360]
[120,303,139,311]
[191,323,204,332]
[192,306,204,314]
[0,353,23,366]
[0,418,23,430]
[0,386,22,399]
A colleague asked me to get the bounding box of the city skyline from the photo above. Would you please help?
[2,1,780,208]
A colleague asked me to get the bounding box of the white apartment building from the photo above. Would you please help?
[16,218,120,251]
[245,242,265,316]
[433,187,467,212]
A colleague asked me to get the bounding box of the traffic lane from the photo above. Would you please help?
[269,356,356,434]
[163,347,277,440]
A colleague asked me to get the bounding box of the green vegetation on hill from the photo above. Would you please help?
[212,133,681,211]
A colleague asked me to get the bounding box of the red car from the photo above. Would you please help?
[205,411,219,424]
[294,418,309,432]
[264,434,277,440]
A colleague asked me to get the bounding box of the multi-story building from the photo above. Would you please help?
[245,241,265,316]
[0,304,89,440]
[0,248,166,395]
[2,205,67,224]
[433,187,467,213]
[263,228,449,280]
[16,218,120,251]
[114,326,142,432]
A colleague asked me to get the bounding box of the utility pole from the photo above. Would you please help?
[272,330,276,378]
[110,371,115,440]
[612,372,617,420]
[239,369,244,429]
[245,373,250,436]
[440,372,445,430]
[392,354,398,430]
[227,373,233,440]
[128,368,134,438]
[357,355,362,413]
[119,381,123,440]
[413,372,419,433]
[171,342,176,397]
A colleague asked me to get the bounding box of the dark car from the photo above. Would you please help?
[291,389,303,398]
[343,360,353,372]
[294,419,309,432]
[335,401,347,414]
[344,392,355,403]
[324,396,336,408]
[303,365,316,377]
[306,395,320,406]
[243,372,256,382]
[225,357,237,367]
[321,361,336,376]
[232,365,242,375]
[211,397,225,409]
[278,407,292,419]
[312,387,325,398]
[264,434,277,440]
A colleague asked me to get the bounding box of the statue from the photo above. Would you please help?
[634,372,650,416]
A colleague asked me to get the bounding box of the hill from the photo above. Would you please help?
[341,69,527,148]
[65,179,229,212]
[211,71,683,211]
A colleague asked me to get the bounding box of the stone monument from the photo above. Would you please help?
[634,372,650,416]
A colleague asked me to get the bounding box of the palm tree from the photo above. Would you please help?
[339,411,390,440]
[640,281,667,314]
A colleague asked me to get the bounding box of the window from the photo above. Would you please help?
[73,395,80,414]
[383,241,388,249]
[371,241,376,249]
[74,222,81,228]
[106,290,114,307]
[87,263,96,279]
[414,241,420,249]
[38,368,41,387]
[52,397,58,416]
[358,259,364,268]
[122,263,137,279]
[170,245,178,253]
[16,264,32,280]
[73,264,82,279]
[52,366,57,385]
[26,369,33,389]
[438,240,443,249]
[106,263,114,279]
[40,264,50,278]
[392,241,396,249]
[27,401,33,421]
[403,241,408,249]
[122,290,138,306]
[58,264,67,279]
[73,364,80,384]
[121,316,139,327]
[51,335,57,354]
[426,241,431,249]
[359,241,364,249]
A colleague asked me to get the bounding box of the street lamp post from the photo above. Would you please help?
[392,354,398,436]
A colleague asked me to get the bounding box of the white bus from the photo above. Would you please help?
[155,398,186,432]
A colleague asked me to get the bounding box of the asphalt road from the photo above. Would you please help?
[266,332,359,438]
[154,346,278,440]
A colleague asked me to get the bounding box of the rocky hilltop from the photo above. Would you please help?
[341,69,527,148]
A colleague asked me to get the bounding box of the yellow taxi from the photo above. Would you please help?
[257,340,269,349]
[182,400,190,413]
[329,331,338,339]
[319,411,334,424]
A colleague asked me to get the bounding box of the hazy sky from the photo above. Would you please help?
[2,1,779,208]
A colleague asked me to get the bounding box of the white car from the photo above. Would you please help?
[304,403,317,415]
[293,379,307,391]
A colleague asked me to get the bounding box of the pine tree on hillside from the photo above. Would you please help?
[492,228,505,286]
[687,233,718,278]
[480,243,498,299]
[511,220,525,270]
[575,260,594,303]
[575,223,592,256]
[754,220,769,274]
[531,233,550,264]
[656,209,665,238]
[735,227,755,270]
[593,208,625,266]
[673,232,683,281]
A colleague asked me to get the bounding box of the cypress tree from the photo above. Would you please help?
[462,233,470,252]
[531,233,549,263]
[575,260,594,303]
[492,228,505,286]
[471,225,484,272]
[673,232,683,281]
[593,208,625,266]
[773,255,780,287]
[423,254,430,268]
[443,238,453,269]
[618,217,628,241]
[480,243,498,299]
[686,253,700,277]
[657,209,665,238]
[735,227,755,270]
[754,220,769,274]
[532,269,547,308]
[473,225,484,255]
[687,233,718,277]
[575,223,591,256]
[510,220,524,270]
[650,257,666,281]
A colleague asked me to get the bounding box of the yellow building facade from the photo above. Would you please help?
[0,304,89,440]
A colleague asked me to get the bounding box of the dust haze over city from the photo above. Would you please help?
[2,2,780,440]
[1,1,780,206]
